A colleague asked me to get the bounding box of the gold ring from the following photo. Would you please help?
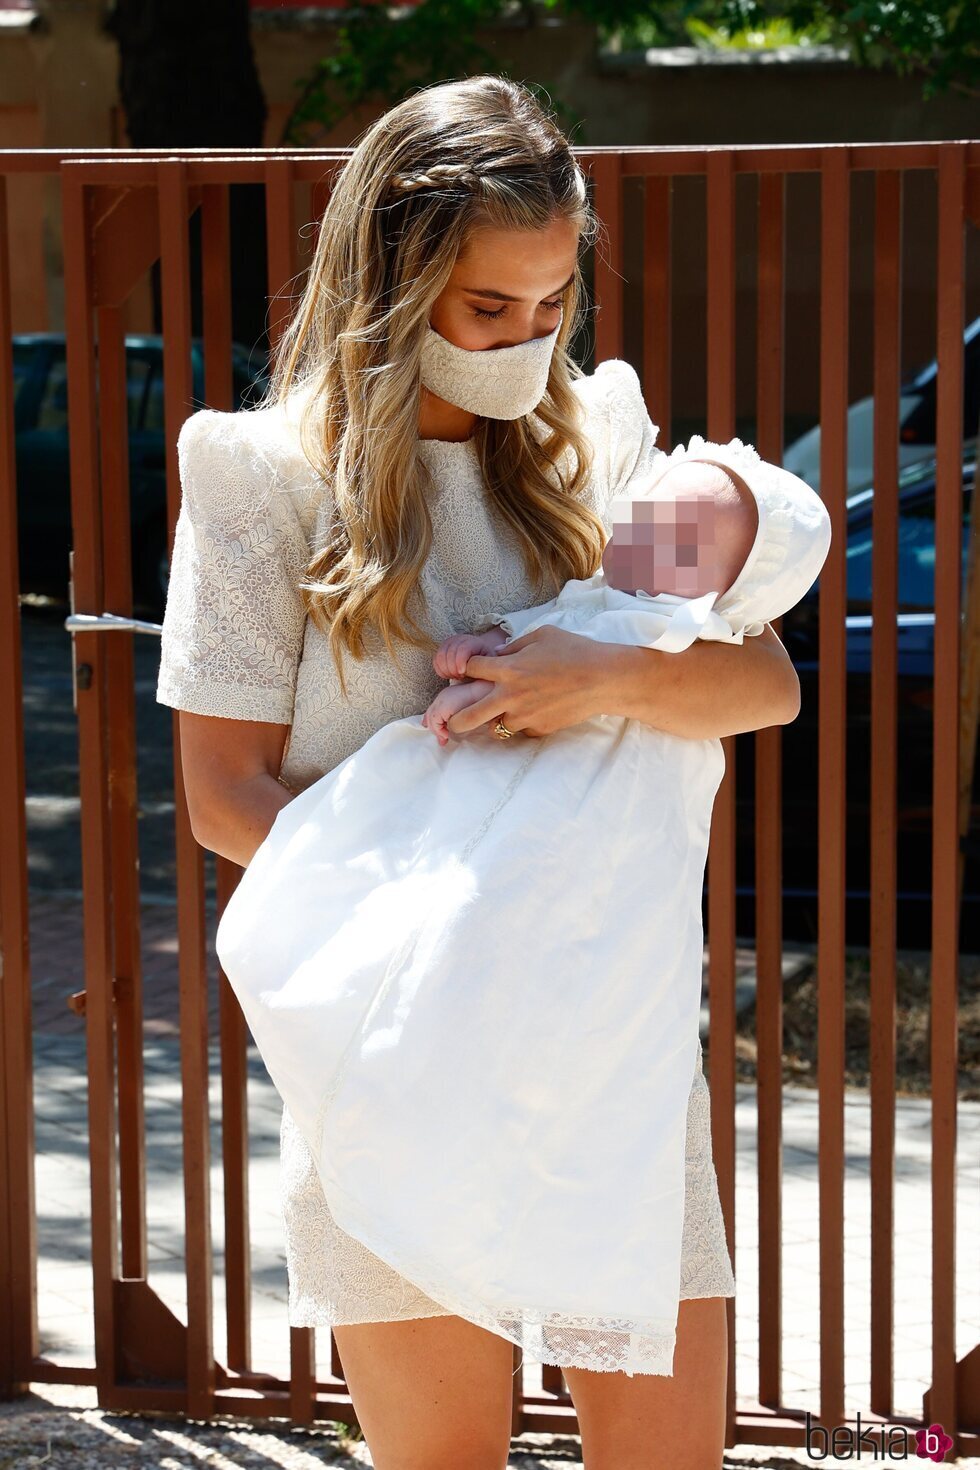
[493,719,515,740]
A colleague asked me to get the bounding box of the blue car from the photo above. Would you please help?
[732,449,979,949]
[12,333,268,614]
[783,315,980,494]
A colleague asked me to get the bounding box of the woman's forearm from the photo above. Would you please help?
[592,623,801,740]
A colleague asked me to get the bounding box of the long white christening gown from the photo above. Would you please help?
[214,451,829,1377]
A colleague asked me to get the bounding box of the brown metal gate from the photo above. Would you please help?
[1,141,979,1455]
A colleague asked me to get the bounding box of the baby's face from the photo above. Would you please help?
[601,460,756,600]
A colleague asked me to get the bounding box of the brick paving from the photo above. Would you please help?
[27,888,223,1038]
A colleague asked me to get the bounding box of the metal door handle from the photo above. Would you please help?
[65,612,163,636]
[65,612,164,714]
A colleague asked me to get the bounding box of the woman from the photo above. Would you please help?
[157,74,800,1470]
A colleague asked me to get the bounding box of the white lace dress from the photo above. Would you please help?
[155,358,738,1376]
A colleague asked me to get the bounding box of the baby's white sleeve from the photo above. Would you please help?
[490,595,562,643]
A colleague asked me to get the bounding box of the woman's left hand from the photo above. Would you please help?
[447,625,606,739]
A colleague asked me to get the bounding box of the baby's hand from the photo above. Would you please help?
[422,678,496,746]
[432,626,508,680]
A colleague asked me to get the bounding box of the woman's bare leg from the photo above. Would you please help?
[561,1296,729,1470]
[331,1313,516,1470]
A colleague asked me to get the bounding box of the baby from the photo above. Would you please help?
[421,459,759,744]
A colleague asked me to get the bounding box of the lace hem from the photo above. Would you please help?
[279,1042,736,1361]
[282,1043,735,1376]
[156,670,296,724]
[317,1178,679,1377]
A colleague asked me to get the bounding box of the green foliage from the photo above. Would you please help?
[280,0,979,145]
[602,1,731,47]
[281,0,582,145]
[684,13,833,48]
[715,0,980,97]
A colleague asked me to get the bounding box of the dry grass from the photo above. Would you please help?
[721,950,980,1101]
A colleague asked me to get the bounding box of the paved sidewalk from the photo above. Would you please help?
[0,1382,845,1470]
[15,888,980,1459]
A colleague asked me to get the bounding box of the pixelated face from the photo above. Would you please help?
[602,493,724,598]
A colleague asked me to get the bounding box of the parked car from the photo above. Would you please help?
[12,333,268,615]
[783,315,980,495]
[728,450,979,950]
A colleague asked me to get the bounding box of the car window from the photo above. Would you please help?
[845,487,970,615]
[36,352,69,430]
[12,343,32,406]
[127,355,155,430]
[143,365,165,432]
[902,339,980,447]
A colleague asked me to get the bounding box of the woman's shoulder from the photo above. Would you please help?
[177,397,312,479]
[569,357,644,413]
[175,397,324,536]
[566,359,660,501]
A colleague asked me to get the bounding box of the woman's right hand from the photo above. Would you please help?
[176,709,296,868]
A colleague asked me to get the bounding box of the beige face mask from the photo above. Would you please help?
[419,313,563,420]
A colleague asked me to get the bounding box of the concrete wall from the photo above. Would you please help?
[1,2,977,428]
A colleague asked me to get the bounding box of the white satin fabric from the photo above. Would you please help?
[215,579,753,1376]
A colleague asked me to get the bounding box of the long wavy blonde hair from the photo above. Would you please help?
[260,74,607,696]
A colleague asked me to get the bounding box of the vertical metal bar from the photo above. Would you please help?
[217,858,251,1374]
[643,174,672,451]
[201,184,234,409]
[540,1363,565,1397]
[0,170,38,1400]
[158,157,215,1420]
[201,179,254,1376]
[754,168,786,1412]
[289,1325,316,1426]
[817,145,849,1435]
[869,167,901,1420]
[98,303,149,1286]
[263,154,321,1419]
[265,158,297,362]
[261,154,322,1416]
[930,141,966,1443]
[61,164,119,1402]
[705,146,738,1446]
[591,152,624,363]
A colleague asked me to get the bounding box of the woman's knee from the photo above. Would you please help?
[331,1315,515,1470]
[563,1297,729,1470]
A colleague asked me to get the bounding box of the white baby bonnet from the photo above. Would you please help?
[621,435,833,635]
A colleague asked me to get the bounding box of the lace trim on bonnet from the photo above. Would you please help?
[631,433,827,636]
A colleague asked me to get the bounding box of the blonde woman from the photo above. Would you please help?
[157,75,800,1470]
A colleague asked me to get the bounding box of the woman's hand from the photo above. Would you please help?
[450,620,801,742]
[447,625,606,738]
